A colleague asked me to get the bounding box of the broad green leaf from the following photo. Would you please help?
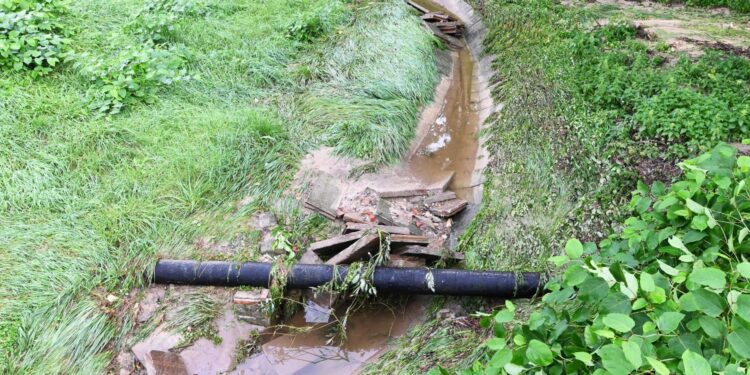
[494,309,514,324]
[740,228,749,245]
[632,298,647,310]
[622,340,642,369]
[736,294,750,322]
[682,350,712,375]
[594,329,615,339]
[485,338,506,351]
[573,352,593,366]
[739,262,750,279]
[728,327,750,359]
[647,287,667,304]
[488,348,512,368]
[566,238,583,259]
[603,313,635,333]
[656,311,684,333]
[526,340,554,366]
[598,344,635,375]
[564,264,589,286]
[578,277,609,303]
[646,357,670,375]
[680,289,726,317]
[503,364,525,375]
[688,267,726,290]
[698,315,725,339]
[640,272,655,292]
[505,300,515,312]
[669,236,693,260]
[685,198,704,214]
[658,260,679,276]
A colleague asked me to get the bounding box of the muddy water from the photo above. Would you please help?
[234,1,482,373]
[406,46,479,203]
[233,298,427,374]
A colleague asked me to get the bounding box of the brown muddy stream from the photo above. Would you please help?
[233,1,482,373]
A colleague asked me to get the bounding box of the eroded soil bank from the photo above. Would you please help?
[126,0,497,373]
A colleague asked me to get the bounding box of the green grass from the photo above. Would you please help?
[297,1,439,164]
[0,0,438,372]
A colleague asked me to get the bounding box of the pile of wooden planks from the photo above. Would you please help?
[406,1,465,47]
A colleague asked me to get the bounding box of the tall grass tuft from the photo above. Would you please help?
[297,0,439,164]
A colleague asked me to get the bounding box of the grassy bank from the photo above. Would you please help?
[368,0,750,372]
[0,0,437,372]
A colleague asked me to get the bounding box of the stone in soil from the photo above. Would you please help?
[149,351,187,375]
[234,289,273,327]
[304,172,342,220]
[137,285,166,323]
[387,254,427,268]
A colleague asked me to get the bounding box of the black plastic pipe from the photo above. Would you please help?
[153,260,542,298]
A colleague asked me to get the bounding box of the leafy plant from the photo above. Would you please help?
[74,44,193,115]
[0,0,70,76]
[127,0,207,43]
[462,144,750,374]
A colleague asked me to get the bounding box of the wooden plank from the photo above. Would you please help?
[424,191,457,205]
[393,245,465,261]
[376,199,395,226]
[429,198,468,218]
[372,187,428,199]
[345,223,411,235]
[425,22,465,48]
[342,212,367,224]
[390,234,431,246]
[310,231,365,256]
[407,0,429,14]
[326,234,380,265]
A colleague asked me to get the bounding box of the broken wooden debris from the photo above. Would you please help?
[342,212,367,224]
[310,231,365,256]
[344,222,411,235]
[376,199,395,226]
[326,234,380,265]
[425,22,465,48]
[393,245,465,261]
[406,0,429,14]
[429,198,468,218]
[424,191,457,205]
[369,186,428,199]
[421,12,451,22]
[303,202,336,220]
[390,234,431,246]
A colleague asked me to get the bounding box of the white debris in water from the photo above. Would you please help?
[436,115,447,127]
[425,134,451,153]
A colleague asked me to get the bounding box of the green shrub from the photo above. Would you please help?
[0,0,70,76]
[127,0,207,43]
[462,144,750,374]
[286,4,345,43]
[74,44,193,115]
